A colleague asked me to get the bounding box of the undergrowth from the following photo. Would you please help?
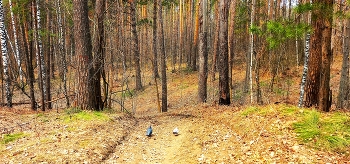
[63,109,111,122]
[1,133,27,144]
[293,110,350,153]
[240,105,350,153]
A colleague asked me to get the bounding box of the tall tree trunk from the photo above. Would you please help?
[159,0,167,112]
[179,0,183,68]
[9,0,23,85]
[21,14,36,110]
[248,0,256,103]
[0,0,12,107]
[305,1,322,108]
[318,0,333,112]
[211,3,219,81]
[171,4,177,72]
[33,0,46,111]
[45,0,51,109]
[198,0,208,103]
[337,19,350,109]
[191,0,200,70]
[218,0,230,105]
[130,0,142,91]
[73,0,94,110]
[229,1,236,93]
[92,0,105,110]
[299,33,311,108]
[153,0,159,78]
[56,0,70,107]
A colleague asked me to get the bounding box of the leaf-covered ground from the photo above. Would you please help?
[0,57,349,163]
[1,103,349,163]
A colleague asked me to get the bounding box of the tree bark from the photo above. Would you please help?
[21,13,36,110]
[218,0,230,105]
[92,0,105,110]
[33,0,46,111]
[153,0,159,78]
[0,0,12,107]
[305,1,322,108]
[337,19,350,109]
[130,0,143,91]
[318,0,333,112]
[211,3,219,81]
[45,0,51,109]
[9,0,23,85]
[56,0,70,108]
[249,0,256,103]
[159,0,167,112]
[192,0,200,71]
[299,33,311,108]
[198,0,208,103]
[73,0,94,110]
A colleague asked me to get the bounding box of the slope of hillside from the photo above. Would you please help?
[1,103,349,163]
[0,55,349,163]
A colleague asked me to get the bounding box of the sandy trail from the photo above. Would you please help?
[104,113,202,163]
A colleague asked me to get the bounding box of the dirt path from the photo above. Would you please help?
[101,105,348,164]
[104,113,200,163]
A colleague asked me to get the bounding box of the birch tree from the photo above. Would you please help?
[298,33,310,108]
[249,0,256,104]
[0,0,12,107]
[56,0,70,107]
[33,0,47,111]
[9,0,23,86]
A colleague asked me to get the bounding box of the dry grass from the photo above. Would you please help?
[0,54,349,163]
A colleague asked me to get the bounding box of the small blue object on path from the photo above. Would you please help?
[146,126,152,137]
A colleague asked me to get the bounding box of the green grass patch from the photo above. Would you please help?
[280,105,298,116]
[240,106,275,116]
[241,106,259,116]
[1,133,27,144]
[293,110,350,152]
[63,110,110,122]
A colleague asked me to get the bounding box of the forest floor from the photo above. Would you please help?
[0,56,350,163]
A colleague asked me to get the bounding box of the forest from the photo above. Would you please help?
[0,0,350,163]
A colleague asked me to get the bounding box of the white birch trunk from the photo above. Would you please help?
[9,0,23,84]
[249,0,256,104]
[0,0,12,107]
[298,33,310,108]
[56,0,69,107]
[35,0,47,100]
